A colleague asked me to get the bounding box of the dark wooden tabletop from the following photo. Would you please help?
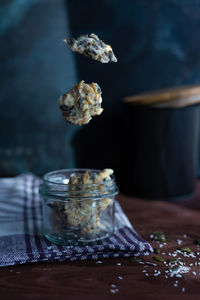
[1,182,200,299]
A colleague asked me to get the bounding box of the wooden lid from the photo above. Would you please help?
[124,84,200,108]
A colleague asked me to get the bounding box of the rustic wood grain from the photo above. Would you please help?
[124,84,200,108]
[1,183,200,298]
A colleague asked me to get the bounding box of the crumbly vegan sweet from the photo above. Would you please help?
[67,168,113,186]
[58,80,103,125]
[54,33,117,236]
[63,33,117,63]
[50,169,114,235]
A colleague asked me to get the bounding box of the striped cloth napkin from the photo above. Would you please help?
[0,174,153,267]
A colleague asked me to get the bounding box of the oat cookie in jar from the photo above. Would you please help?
[58,80,103,125]
[63,33,117,63]
[40,168,119,246]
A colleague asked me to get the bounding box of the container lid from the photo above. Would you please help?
[124,84,200,108]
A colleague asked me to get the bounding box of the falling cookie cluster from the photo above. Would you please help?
[58,80,103,125]
[63,33,117,64]
[59,33,117,125]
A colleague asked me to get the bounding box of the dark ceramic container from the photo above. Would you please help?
[121,104,199,200]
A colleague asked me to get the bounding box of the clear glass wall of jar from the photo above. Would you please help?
[40,169,119,246]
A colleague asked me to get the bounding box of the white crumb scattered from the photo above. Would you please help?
[190,254,196,258]
[169,266,190,277]
[110,288,119,294]
[180,266,191,273]
[172,253,177,257]
[173,283,178,287]
[192,271,197,276]
[154,271,161,277]
[146,262,157,266]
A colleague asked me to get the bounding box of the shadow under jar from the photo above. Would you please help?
[40,169,119,246]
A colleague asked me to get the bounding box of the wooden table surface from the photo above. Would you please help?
[1,182,200,299]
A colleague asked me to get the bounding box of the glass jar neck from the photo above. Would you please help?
[40,169,119,200]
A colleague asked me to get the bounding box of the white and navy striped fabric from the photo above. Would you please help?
[0,174,153,267]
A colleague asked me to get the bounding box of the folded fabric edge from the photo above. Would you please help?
[0,249,153,267]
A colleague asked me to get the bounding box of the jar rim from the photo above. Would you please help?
[43,168,115,185]
[40,168,119,199]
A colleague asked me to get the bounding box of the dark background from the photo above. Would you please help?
[1,0,200,186]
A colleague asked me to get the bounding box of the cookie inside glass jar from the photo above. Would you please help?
[58,80,103,125]
[63,169,113,235]
[46,169,116,242]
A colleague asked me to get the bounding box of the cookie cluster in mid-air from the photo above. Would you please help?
[59,33,117,126]
[63,33,117,64]
[58,80,103,126]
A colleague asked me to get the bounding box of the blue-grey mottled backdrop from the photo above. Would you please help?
[0,0,78,175]
[1,0,200,179]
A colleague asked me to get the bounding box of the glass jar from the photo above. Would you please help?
[40,169,119,246]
